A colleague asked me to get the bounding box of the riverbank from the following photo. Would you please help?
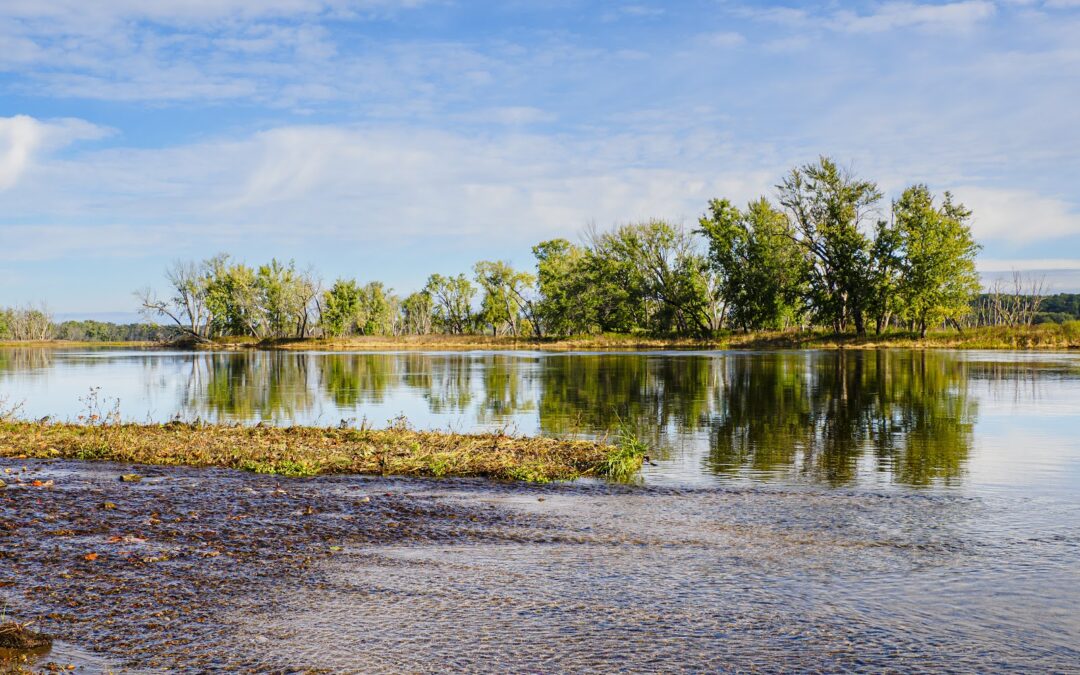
[258,324,1079,351]
[0,421,640,483]
[4,323,1077,352]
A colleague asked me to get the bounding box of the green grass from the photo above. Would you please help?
[597,426,648,482]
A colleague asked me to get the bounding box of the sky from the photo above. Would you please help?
[1,0,1079,316]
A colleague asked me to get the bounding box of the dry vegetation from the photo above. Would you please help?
[256,323,1080,352]
[4,323,1077,353]
[0,421,640,483]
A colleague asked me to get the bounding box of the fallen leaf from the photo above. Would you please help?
[84,552,99,561]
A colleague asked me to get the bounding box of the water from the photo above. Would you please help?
[2,347,1079,671]
[2,347,1078,494]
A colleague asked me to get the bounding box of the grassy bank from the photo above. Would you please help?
[4,323,1077,352]
[0,421,643,483]
[257,324,1080,352]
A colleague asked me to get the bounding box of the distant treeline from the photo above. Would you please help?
[3,157,1075,344]
[1030,293,1080,324]
[0,308,175,342]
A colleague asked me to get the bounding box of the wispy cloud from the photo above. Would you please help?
[0,115,109,189]
[833,1,997,33]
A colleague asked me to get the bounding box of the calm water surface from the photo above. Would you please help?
[2,347,1078,671]
[2,347,1078,493]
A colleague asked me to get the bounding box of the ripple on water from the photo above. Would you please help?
[234,485,1079,673]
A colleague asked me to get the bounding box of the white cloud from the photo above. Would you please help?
[958,187,1080,243]
[0,115,108,190]
[0,120,775,261]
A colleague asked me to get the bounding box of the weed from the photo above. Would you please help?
[597,424,648,482]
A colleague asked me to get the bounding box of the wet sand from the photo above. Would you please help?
[2,458,1077,673]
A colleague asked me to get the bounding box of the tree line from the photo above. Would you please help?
[0,306,177,342]
[134,158,1001,341]
[5,157,1073,344]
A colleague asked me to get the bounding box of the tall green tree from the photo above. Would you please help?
[699,197,807,330]
[255,259,319,338]
[401,291,433,335]
[321,279,363,337]
[424,273,474,334]
[892,186,981,336]
[587,221,718,335]
[533,239,597,336]
[777,157,883,334]
[357,281,396,335]
[204,255,261,337]
[473,260,535,337]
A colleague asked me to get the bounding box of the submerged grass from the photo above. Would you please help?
[0,420,643,483]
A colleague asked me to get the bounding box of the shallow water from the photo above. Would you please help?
[2,348,1079,671]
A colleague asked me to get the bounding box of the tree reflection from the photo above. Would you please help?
[706,351,977,487]
[162,347,982,487]
[187,352,315,422]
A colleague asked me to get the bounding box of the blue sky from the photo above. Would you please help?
[1,0,1079,316]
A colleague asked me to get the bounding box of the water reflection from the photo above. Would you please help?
[705,351,976,486]
[1,348,1077,489]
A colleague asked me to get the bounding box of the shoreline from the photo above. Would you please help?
[2,325,1078,352]
[0,421,640,483]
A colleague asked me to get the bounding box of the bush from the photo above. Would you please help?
[1061,320,1080,342]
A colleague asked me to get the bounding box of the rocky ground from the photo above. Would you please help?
[0,458,560,672]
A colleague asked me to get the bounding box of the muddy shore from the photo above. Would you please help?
[1,458,566,672]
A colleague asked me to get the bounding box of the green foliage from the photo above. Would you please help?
[699,197,807,330]
[424,273,475,334]
[777,157,883,334]
[321,279,363,337]
[599,425,648,482]
[53,320,172,342]
[891,186,981,336]
[533,239,596,336]
[1062,320,1080,341]
[473,260,535,337]
[401,291,434,335]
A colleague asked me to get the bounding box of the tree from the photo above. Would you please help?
[356,281,395,335]
[533,239,595,336]
[588,220,718,335]
[0,304,54,341]
[424,273,474,334]
[401,291,433,335]
[137,258,216,342]
[321,279,363,337]
[699,197,806,330]
[777,157,883,335]
[473,260,535,337]
[204,255,261,337]
[892,186,981,336]
[254,259,319,338]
